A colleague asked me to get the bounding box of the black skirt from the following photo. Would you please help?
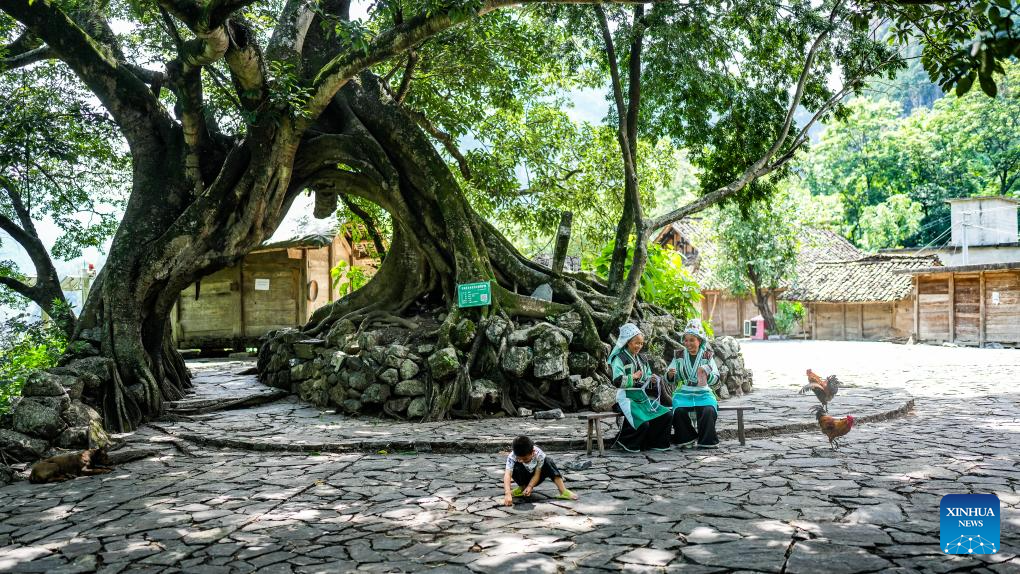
[612,404,672,451]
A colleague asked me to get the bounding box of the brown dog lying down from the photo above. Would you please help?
[29,447,113,484]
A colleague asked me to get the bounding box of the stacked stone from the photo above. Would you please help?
[707,336,754,398]
[258,311,754,418]
[258,310,628,417]
[0,369,109,468]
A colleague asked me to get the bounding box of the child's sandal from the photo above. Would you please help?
[511,487,525,497]
[555,489,578,501]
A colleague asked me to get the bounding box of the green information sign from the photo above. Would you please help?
[457,281,492,308]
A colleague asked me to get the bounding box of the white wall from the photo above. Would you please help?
[949,198,1019,247]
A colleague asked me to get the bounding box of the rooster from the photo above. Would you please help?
[813,406,855,449]
[800,369,840,412]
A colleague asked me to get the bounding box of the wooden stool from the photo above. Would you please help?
[577,412,622,456]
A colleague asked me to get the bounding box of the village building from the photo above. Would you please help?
[655,219,862,337]
[894,197,1020,347]
[880,196,1020,266]
[171,223,379,351]
[780,253,941,340]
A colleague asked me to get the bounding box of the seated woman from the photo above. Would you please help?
[666,320,720,448]
[608,323,672,452]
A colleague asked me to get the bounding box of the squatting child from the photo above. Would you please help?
[502,435,578,507]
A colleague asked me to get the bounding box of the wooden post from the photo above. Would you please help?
[948,273,955,343]
[913,276,920,341]
[551,211,573,275]
[237,259,247,345]
[979,271,986,347]
[811,303,817,339]
[327,241,335,303]
[842,303,847,340]
[298,249,308,323]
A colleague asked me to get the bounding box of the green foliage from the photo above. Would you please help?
[858,195,924,251]
[796,61,1020,248]
[0,309,69,413]
[712,193,801,298]
[330,261,369,295]
[589,242,703,323]
[773,301,804,336]
[0,60,128,260]
[876,0,1019,97]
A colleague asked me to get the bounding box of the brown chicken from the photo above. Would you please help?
[813,406,855,449]
[800,369,841,412]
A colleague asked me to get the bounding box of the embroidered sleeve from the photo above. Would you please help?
[610,356,631,389]
[665,358,679,383]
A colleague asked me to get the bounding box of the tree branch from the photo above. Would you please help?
[2,0,170,144]
[0,45,53,71]
[305,0,659,121]
[646,2,845,233]
[339,194,387,258]
[394,49,418,104]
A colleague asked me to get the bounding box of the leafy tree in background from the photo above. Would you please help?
[858,194,924,251]
[588,241,702,324]
[0,0,991,427]
[0,58,128,336]
[712,193,801,334]
[801,97,904,242]
[928,62,1020,196]
[797,61,1020,249]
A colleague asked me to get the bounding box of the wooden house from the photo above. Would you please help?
[781,254,940,340]
[655,220,861,337]
[898,262,1020,346]
[171,225,379,351]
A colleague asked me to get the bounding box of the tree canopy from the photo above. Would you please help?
[0,0,1009,429]
[795,60,1020,249]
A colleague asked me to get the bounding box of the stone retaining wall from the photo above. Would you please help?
[258,311,754,418]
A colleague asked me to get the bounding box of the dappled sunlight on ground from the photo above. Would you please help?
[0,341,1017,572]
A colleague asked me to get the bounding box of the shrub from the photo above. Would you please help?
[0,311,69,413]
[773,301,805,335]
[588,241,703,324]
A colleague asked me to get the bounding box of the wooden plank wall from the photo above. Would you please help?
[305,247,332,316]
[243,250,302,338]
[911,270,1020,345]
[918,277,950,342]
[813,303,844,340]
[893,300,913,339]
[985,271,1020,343]
[862,304,891,339]
[177,267,239,348]
[953,276,980,343]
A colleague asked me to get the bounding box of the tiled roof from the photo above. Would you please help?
[656,220,865,291]
[780,254,942,302]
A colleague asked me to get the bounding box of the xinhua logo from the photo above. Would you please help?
[940,494,1000,555]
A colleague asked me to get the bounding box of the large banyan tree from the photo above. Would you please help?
[0,0,1007,435]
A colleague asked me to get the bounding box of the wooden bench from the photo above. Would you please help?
[578,406,756,456]
[718,406,755,446]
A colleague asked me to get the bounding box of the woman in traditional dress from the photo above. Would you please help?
[608,324,672,452]
[666,320,720,448]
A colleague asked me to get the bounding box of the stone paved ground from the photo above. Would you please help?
[147,356,913,453]
[1,341,1018,573]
